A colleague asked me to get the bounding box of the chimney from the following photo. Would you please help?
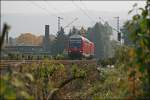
[43,25,50,51]
[45,25,50,40]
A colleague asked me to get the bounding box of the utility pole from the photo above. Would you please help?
[58,17,63,32]
[114,16,121,42]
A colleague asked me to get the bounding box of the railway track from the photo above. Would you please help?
[0,59,98,68]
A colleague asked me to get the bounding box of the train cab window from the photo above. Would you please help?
[69,38,82,48]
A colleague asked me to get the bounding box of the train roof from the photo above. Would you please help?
[69,35,93,44]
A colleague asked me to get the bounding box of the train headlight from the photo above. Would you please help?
[79,50,83,53]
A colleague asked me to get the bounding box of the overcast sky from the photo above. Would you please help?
[1,1,146,38]
[1,1,146,14]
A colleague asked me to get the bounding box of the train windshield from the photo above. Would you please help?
[69,38,82,48]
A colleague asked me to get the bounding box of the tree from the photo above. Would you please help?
[51,27,68,55]
[121,21,134,46]
[124,1,150,98]
[79,27,87,36]
[86,22,113,59]
[68,26,79,36]
[16,33,43,45]
[103,22,113,58]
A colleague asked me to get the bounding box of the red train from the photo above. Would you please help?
[68,35,94,59]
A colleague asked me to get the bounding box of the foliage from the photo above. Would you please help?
[55,54,65,60]
[16,33,43,45]
[81,65,128,99]
[51,27,68,56]
[1,60,101,99]
[68,26,79,36]
[114,45,130,65]
[0,23,10,50]
[123,1,150,98]
[97,58,115,67]
[121,22,134,46]
[0,71,34,99]
[86,22,113,59]
[71,64,87,78]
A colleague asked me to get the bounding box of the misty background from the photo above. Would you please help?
[1,1,145,40]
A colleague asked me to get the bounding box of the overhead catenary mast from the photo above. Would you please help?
[114,16,121,42]
[99,16,122,43]
[58,17,63,32]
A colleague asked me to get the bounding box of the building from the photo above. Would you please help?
[1,25,52,59]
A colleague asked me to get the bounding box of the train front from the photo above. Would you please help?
[68,35,83,59]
